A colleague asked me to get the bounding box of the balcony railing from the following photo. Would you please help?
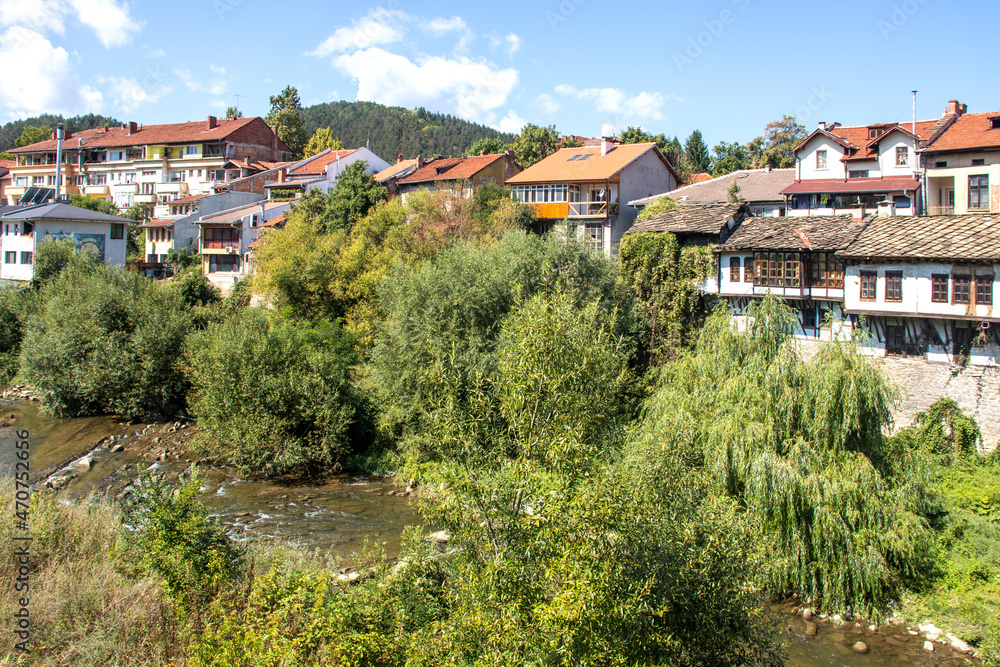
[929,206,955,216]
[568,201,609,217]
[203,238,241,251]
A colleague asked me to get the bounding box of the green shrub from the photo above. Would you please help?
[171,267,220,308]
[0,285,37,384]
[31,236,101,285]
[185,309,360,476]
[20,265,192,419]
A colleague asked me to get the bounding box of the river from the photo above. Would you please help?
[0,398,978,666]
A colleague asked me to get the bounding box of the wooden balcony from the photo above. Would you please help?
[528,200,610,220]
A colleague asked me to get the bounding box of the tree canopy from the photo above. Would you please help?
[266,85,308,159]
[463,136,509,157]
[303,127,344,157]
[511,123,561,168]
[684,130,712,175]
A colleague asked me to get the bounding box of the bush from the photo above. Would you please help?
[171,267,220,308]
[31,236,101,285]
[185,309,360,476]
[0,285,37,384]
[20,265,192,419]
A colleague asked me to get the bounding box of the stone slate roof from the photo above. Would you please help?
[626,202,748,236]
[629,168,796,207]
[839,214,1000,262]
[716,215,867,252]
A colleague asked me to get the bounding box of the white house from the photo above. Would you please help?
[921,100,1000,216]
[0,203,130,281]
[264,147,391,197]
[195,200,291,286]
[839,214,1000,365]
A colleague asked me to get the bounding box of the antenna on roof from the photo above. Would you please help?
[226,93,244,118]
[912,90,917,136]
[367,130,370,149]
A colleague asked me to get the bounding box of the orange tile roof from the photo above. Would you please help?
[168,194,207,205]
[260,212,286,228]
[398,153,509,185]
[9,117,289,153]
[289,149,359,176]
[139,218,177,228]
[375,159,419,182]
[924,111,1000,152]
[688,172,713,184]
[506,143,673,184]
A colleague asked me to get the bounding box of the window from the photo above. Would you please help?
[935,161,948,168]
[744,258,753,283]
[884,271,902,302]
[752,252,804,287]
[169,171,184,182]
[885,325,906,357]
[729,256,741,283]
[896,146,908,166]
[31,176,44,185]
[186,145,198,155]
[584,223,603,253]
[88,174,106,186]
[969,175,990,209]
[848,170,869,179]
[893,195,912,209]
[932,274,949,302]
[46,175,56,186]
[141,183,155,195]
[977,274,994,306]
[860,271,877,300]
[972,159,986,166]
[110,224,124,240]
[3,252,14,264]
[953,326,973,364]
[953,274,972,304]
[816,150,828,169]
[14,177,27,187]
[142,170,156,177]
[208,254,240,273]
[20,252,32,265]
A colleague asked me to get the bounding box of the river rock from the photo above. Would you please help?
[804,622,818,637]
[46,474,74,489]
[919,623,942,641]
[852,642,868,654]
[802,608,813,621]
[947,633,972,654]
[923,640,934,652]
[886,636,908,647]
[110,444,125,453]
[427,531,450,543]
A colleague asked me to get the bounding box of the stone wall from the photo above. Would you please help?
[800,339,1000,453]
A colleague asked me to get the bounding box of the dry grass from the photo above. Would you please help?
[0,483,181,666]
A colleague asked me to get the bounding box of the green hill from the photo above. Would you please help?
[0,114,121,152]
[300,101,516,161]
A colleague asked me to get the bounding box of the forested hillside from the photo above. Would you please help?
[301,101,516,160]
[0,114,121,151]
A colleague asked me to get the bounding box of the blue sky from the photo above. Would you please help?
[1,0,997,151]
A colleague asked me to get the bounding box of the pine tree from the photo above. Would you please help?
[683,130,711,175]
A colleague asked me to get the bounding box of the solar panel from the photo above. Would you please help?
[567,155,580,161]
[578,154,592,161]
[18,187,55,205]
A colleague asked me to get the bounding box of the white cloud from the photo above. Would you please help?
[555,84,667,120]
[0,0,67,34]
[535,93,560,114]
[309,7,407,57]
[333,47,518,123]
[0,26,102,119]
[209,64,225,74]
[422,16,466,37]
[145,48,165,58]
[174,67,226,96]
[66,0,142,48]
[495,110,526,134]
[102,75,170,113]
[503,33,520,57]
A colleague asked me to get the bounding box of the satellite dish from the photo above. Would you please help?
[601,123,615,139]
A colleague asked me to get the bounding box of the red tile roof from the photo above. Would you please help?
[688,172,713,184]
[288,149,360,176]
[168,194,207,206]
[781,177,920,195]
[399,153,509,185]
[795,121,939,158]
[924,111,1000,152]
[9,117,289,153]
[139,218,176,228]
[374,159,419,182]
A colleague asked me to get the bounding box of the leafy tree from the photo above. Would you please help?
[470,182,534,230]
[185,309,360,476]
[20,265,193,419]
[620,125,668,151]
[303,126,344,157]
[712,140,751,176]
[727,180,744,202]
[266,85,308,159]
[321,161,388,233]
[683,129,711,175]
[15,125,51,148]
[0,151,13,160]
[663,135,686,180]
[635,296,933,617]
[225,106,243,120]
[893,397,982,465]
[0,285,38,384]
[511,123,560,168]
[69,193,120,216]
[758,114,806,168]
[31,236,100,285]
[636,195,678,222]
[172,268,221,308]
[463,136,509,157]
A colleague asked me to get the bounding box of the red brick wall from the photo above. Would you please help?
[227,118,290,160]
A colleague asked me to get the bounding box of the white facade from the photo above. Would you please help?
[198,201,291,286]
[1,217,127,281]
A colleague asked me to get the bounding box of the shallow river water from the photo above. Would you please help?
[0,399,978,666]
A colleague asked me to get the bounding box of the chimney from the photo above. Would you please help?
[764,165,772,173]
[54,123,64,200]
[416,154,424,168]
[270,124,279,157]
[853,208,865,222]
[277,167,286,183]
[600,136,614,156]
[207,115,218,130]
[127,121,138,135]
[397,153,403,163]
[945,100,967,117]
[818,121,827,130]
[480,150,486,156]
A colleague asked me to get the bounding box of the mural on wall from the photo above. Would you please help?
[47,233,106,261]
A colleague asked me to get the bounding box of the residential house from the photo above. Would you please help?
[921,100,1000,216]
[839,214,1000,366]
[264,147,390,197]
[374,155,421,197]
[5,117,291,214]
[396,152,520,202]
[783,119,936,217]
[137,191,265,274]
[713,214,868,339]
[195,200,291,286]
[0,203,131,281]
[631,168,797,218]
[0,159,12,204]
[506,141,678,256]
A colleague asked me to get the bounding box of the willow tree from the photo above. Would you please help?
[633,296,932,617]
